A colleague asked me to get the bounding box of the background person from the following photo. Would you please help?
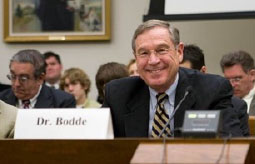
[95,62,129,104]
[127,59,139,76]
[0,49,75,109]
[220,50,255,115]
[180,44,249,136]
[60,68,100,108]
[44,51,63,89]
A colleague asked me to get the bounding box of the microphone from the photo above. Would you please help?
[159,86,192,137]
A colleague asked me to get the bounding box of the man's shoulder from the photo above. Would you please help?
[0,88,14,101]
[179,67,229,86]
[42,85,73,99]
[39,85,76,108]
[107,76,146,91]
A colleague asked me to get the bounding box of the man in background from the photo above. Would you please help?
[180,44,249,136]
[44,51,63,89]
[0,49,75,109]
[220,51,255,115]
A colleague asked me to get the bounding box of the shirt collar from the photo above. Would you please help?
[149,73,179,109]
[45,81,59,89]
[18,85,42,108]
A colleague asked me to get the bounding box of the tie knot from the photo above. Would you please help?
[156,93,168,104]
[22,100,30,109]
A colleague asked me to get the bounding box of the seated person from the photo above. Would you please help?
[43,51,63,89]
[60,68,100,108]
[0,83,11,92]
[0,49,76,108]
[180,44,249,136]
[220,50,255,115]
[0,100,17,138]
[102,20,242,138]
[127,59,139,76]
[96,62,129,104]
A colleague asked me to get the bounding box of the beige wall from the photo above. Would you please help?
[0,0,254,100]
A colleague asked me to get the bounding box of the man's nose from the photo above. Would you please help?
[13,78,21,87]
[148,52,160,64]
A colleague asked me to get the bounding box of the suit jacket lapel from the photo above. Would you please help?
[174,69,196,130]
[5,90,18,107]
[124,82,150,137]
[34,85,54,108]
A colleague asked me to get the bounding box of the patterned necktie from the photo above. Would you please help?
[151,93,171,138]
[22,100,30,109]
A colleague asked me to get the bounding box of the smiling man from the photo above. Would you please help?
[102,20,242,138]
[0,49,75,109]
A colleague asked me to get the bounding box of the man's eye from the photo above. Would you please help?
[20,76,28,81]
[140,51,149,56]
[157,48,168,54]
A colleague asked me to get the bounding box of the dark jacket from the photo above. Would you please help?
[103,68,242,137]
[0,84,75,108]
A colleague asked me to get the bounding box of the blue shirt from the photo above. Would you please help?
[148,73,179,137]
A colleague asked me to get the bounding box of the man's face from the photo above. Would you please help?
[223,64,255,98]
[134,27,183,93]
[10,62,43,100]
[45,56,62,83]
[64,78,86,103]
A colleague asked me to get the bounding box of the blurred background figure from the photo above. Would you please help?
[44,51,63,89]
[95,62,129,104]
[180,44,206,73]
[127,59,139,76]
[180,44,249,136]
[220,50,255,115]
[60,68,100,108]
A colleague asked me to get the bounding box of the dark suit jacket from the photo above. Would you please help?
[103,68,242,138]
[0,84,76,108]
[0,83,11,92]
[232,96,249,136]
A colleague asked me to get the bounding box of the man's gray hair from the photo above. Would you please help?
[220,50,255,73]
[10,49,45,78]
[131,19,180,52]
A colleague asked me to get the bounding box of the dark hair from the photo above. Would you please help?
[43,51,62,64]
[182,44,205,70]
[220,50,255,73]
[95,62,129,103]
[10,49,45,78]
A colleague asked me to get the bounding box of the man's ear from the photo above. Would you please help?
[38,73,45,84]
[177,42,184,63]
[249,69,255,82]
[200,66,207,74]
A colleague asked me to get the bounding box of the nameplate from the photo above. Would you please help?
[14,108,113,139]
